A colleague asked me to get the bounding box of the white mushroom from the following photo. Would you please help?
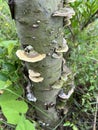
[58,86,75,100]
[28,69,44,83]
[55,38,69,53]
[52,52,62,59]
[29,76,44,82]
[29,69,41,77]
[58,89,67,100]
[52,7,75,18]
[66,0,76,3]
[16,50,46,63]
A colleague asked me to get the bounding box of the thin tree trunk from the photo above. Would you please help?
[14,0,75,129]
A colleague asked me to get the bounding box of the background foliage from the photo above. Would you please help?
[64,0,98,129]
[0,0,98,130]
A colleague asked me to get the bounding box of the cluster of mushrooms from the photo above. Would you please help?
[16,0,76,104]
[16,45,46,102]
[51,0,75,102]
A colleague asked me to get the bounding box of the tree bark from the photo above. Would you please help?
[14,0,75,129]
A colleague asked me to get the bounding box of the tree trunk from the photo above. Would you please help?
[14,0,75,129]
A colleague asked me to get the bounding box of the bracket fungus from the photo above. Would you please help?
[52,52,62,59]
[28,69,44,83]
[58,89,67,100]
[16,49,46,63]
[29,69,41,77]
[55,38,68,53]
[66,0,76,3]
[52,7,75,18]
[58,85,74,100]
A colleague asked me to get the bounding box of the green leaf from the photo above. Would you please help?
[2,63,16,72]
[16,115,35,130]
[89,86,95,91]
[0,86,23,102]
[0,80,12,90]
[72,125,78,130]
[1,100,28,125]
[0,73,8,81]
[8,43,14,55]
[63,121,71,126]
[0,40,17,55]
[0,40,17,48]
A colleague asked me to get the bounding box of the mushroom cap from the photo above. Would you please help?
[55,38,69,53]
[55,47,68,53]
[29,75,44,82]
[52,7,75,17]
[16,50,46,63]
[58,92,67,100]
[66,0,76,3]
[52,52,62,59]
[29,69,41,77]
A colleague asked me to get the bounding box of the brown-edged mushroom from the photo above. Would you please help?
[66,0,76,3]
[28,69,44,83]
[16,50,46,63]
[55,38,69,53]
[58,89,67,100]
[52,7,75,18]
[29,76,44,82]
[58,86,74,100]
[28,69,41,77]
[52,52,62,59]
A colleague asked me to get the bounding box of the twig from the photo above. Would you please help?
[86,56,98,62]
[68,26,75,41]
[53,115,67,130]
[81,10,98,30]
[0,120,15,128]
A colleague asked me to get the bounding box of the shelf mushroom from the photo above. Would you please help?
[58,86,75,100]
[16,45,46,82]
[52,7,75,18]
[66,0,76,3]
[58,89,67,100]
[28,69,44,83]
[16,48,46,63]
[55,38,69,53]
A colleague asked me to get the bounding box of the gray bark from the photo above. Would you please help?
[14,0,75,129]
